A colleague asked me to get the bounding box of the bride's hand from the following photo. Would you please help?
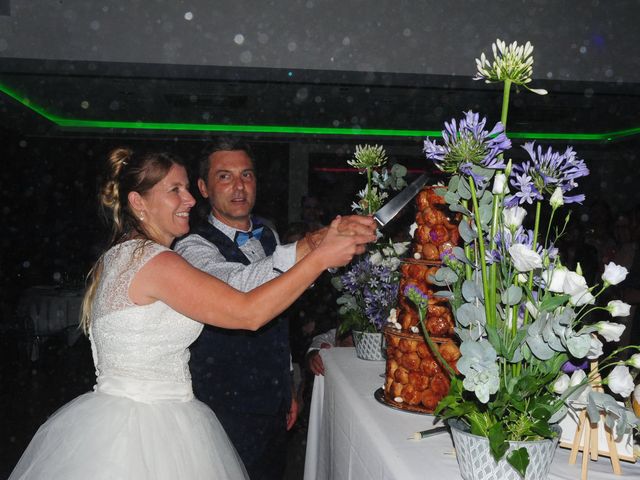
[313,215,377,269]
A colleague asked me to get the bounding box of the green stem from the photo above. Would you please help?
[468,179,493,327]
[418,311,457,378]
[501,79,512,131]
[489,192,501,322]
[366,167,373,214]
[462,199,473,281]
[522,201,542,326]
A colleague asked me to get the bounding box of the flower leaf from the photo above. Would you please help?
[507,447,530,478]
[488,422,509,460]
[538,292,570,312]
[462,280,479,302]
[456,303,486,327]
[457,176,472,200]
[444,190,460,206]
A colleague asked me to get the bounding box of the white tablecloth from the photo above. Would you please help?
[304,347,639,480]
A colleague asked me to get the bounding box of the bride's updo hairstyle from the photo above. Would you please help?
[80,147,186,333]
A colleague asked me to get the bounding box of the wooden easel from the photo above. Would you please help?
[566,361,622,480]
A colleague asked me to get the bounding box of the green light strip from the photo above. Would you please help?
[1,81,638,141]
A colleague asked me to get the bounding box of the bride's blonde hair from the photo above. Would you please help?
[80,148,185,333]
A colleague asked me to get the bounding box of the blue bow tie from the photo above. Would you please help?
[234,226,264,246]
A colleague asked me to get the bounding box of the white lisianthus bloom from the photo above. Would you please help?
[607,300,631,317]
[492,173,509,194]
[586,335,603,360]
[369,251,383,266]
[517,273,529,283]
[607,365,635,398]
[502,206,527,230]
[409,222,417,238]
[569,369,590,404]
[563,271,595,306]
[541,266,568,293]
[509,244,542,272]
[549,186,564,209]
[552,373,570,394]
[602,262,629,286]
[627,353,640,369]
[594,321,626,342]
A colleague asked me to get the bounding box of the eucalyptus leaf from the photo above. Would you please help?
[444,190,460,206]
[448,175,460,193]
[433,290,453,298]
[456,302,486,327]
[452,246,471,264]
[459,221,477,243]
[449,203,471,215]
[480,190,494,205]
[566,333,591,358]
[462,280,479,302]
[478,204,493,227]
[434,267,459,284]
[526,334,556,360]
[501,285,522,306]
[457,177,471,200]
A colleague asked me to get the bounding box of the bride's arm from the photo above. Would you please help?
[130,217,374,330]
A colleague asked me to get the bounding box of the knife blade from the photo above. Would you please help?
[373,173,430,227]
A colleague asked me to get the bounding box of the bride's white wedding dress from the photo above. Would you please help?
[10,240,248,479]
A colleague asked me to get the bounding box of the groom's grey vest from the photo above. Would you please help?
[188,217,292,416]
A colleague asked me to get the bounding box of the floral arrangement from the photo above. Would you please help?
[333,145,409,335]
[405,39,640,476]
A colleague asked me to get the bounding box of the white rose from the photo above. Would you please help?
[502,206,527,230]
[594,321,626,342]
[607,365,635,398]
[627,353,640,369]
[509,244,542,272]
[552,373,570,394]
[586,335,603,360]
[549,186,564,209]
[602,262,628,286]
[607,300,631,317]
[492,173,509,194]
[542,266,568,293]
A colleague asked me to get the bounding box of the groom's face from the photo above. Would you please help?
[197,150,257,231]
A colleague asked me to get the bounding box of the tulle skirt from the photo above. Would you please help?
[9,390,248,479]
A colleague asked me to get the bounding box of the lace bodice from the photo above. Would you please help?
[90,240,203,386]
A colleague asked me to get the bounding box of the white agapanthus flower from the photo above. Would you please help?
[502,206,527,230]
[594,321,626,342]
[607,365,635,398]
[607,300,631,317]
[474,39,548,95]
[508,243,542,272]
[602,262,629,286]
[552,373,570,394]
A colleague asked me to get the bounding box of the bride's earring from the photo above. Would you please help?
[139,211,145,221]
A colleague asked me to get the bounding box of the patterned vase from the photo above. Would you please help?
[449,419,560,480]
[353,330,385,361]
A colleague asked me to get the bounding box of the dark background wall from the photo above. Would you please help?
[0,0,639,83]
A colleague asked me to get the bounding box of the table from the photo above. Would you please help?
[304,347,640,480]
[16,286,84,359]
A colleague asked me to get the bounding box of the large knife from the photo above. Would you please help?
[373,173,430,227]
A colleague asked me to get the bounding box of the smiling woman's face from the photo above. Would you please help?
[138,163,196,246]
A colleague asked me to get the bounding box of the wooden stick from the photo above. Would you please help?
[581,419,591,480]
[569,410,587,465]
[604,421,622,475]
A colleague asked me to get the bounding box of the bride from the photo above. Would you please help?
[10,148,375,479]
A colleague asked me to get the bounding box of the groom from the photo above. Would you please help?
[175,137,375,479]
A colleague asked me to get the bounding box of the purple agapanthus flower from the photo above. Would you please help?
[423,111,511,182]
[340,257,400,330]
[506,142,589,207]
